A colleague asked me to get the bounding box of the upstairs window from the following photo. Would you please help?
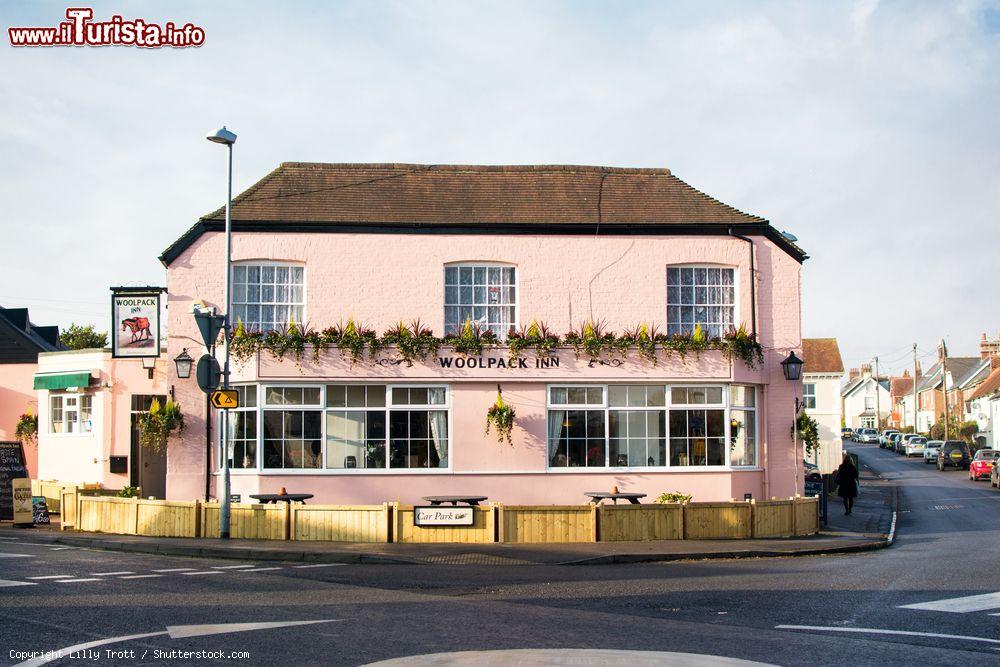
[803,383,816,410]
[232,263,305,332]
[444,264,516,337]
[667,267,735,337]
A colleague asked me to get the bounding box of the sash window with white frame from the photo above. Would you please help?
[803,383,816,410]
[666,266,735,337]
[729,385,757,467]
[444,264,516,338]
[232,263,305,333]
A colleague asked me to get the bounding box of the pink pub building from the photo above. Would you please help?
[160,163,807,505]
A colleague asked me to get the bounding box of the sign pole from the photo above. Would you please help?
[220,140,234,540]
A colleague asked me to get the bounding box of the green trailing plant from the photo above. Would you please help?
[15,411,37,446]
[485,388,516,446]
[446,319,499,356]
[116,486,139,498]
[655,491,692,504]
[137,398,185,453]
[791,411,820,458]
[217,317,766,369]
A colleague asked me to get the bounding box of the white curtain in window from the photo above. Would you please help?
[548,410,565,464]
[429,410,448,467]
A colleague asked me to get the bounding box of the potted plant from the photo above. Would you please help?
[15,411,37,446]
[485,387,516,446]
[138,398,185,452]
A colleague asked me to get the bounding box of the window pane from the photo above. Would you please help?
[550,387,567,405]
[409,387,428,405]
[445,266,458,284]
[705,387,723,404]
[366,385,386,407]
[391,388,409,405]
[608,386,628,407]
[731,410,756,466]
[326,385,346,408]
[586,387,604,405]
[671,388,688,404]
[567,387,587,404]
[346,385,366,407]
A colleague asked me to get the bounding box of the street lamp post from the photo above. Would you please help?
[207,125,237,539]
[781,351,805,494]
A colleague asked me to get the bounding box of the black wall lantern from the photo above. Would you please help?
[174,348,194,379]
[781,351,804,381]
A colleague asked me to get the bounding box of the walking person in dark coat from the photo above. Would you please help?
[835,453,859,515]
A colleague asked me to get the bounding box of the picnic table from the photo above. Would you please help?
[249,493,314,504]
[585,492,646,505]
[421,495,488,506]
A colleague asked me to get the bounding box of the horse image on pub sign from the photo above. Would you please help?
[111,290,162,358]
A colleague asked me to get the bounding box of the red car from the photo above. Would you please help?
[969,449,997,481]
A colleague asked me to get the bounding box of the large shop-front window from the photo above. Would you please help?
[226,384,449,471]
[666,266,735,337]
[232,263,305,332]
[547,385,757,469]
[444,264,516,337]
[50,393,93,434]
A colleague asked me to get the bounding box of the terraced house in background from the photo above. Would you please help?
[159,163,808,504]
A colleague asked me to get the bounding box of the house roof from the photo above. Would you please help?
[969,367,1000,401]
[802,338,844,374]
[160,163,808,266]
[916,357,981,393]
[890,376,914,398]
[0,306,64,363]
[841,375,889,398]
[956,358,991,390]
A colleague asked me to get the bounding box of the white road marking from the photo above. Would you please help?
[211,564,258,569]
[0,536,21,540]
[0,553,33,558]
[55,578,101,583]
[14,619,342,667]
[181,570,223,576]
[49,547,76,550]
[91,571,135,576]
[0,579,36,588]
[120,574,162,579]
[27,575,73,580]
[152,568,195,572]
[899,591,1000,613]
[294,563,345,568]
[238,567,282,572]
[775,625,1000,646]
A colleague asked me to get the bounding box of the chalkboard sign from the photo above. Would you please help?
[31,496,51,525]
[804,475,830,525]
[0,441,29,521]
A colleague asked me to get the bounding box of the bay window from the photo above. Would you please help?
[222,385,258,469]
[388,387,449,469]
[263,386,322,469]
[547,384,757,469]
[444,264,517,337]
[666,266,735,337]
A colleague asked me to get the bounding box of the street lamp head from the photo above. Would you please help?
[174,348,194,379]
[206,126,237,146]
[781,351,804,381]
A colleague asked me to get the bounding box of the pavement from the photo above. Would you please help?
[3,441,999,666]
[4,478,895,566]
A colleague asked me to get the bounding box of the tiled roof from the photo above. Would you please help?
[161,163,807,265]
[802,338,843,374]
[969,367,1000,400]
[890,376,914,398]
[916,357,981,392]
[956,358,990,390]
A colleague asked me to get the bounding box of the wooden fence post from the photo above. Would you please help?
[790,497,797,537]
[193,500,202,538]
[497,504,505,543]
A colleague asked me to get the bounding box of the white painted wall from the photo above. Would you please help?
[842,377,891,430]
[805,373,843,473]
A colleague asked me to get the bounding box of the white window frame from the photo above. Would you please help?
[217,385,259,471]
[219,383,453,475]
[49,392,93,435]
[231,260,306,333]
[545,384,757,471]
[666,264,738,337]
[443,262,518,338]
[803,382,817,410]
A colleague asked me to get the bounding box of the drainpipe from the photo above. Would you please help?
[728,228,757,339]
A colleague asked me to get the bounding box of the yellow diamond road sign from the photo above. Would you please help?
[211,389,239,409]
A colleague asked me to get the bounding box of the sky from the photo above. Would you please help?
[1,0,998,378]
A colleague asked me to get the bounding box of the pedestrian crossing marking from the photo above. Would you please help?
[900,591,1000,613]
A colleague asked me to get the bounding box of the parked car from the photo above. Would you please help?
[859,428,879,444]
[880,430,900,447]
[937,440,971,471]
[969,449,997,481]
[886,433,901,452]
[904,436,927,458]
[841,427,854,440]
[924,440,944,464]
[894,433,918,454]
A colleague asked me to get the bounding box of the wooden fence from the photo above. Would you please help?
[394,504,495,544]
[499,505,597,543]
[292,504,390,542]
[67,496,819,543]
[201,503,288,540]
[600,504,684,541]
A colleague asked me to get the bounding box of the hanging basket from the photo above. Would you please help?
[485,388,516,447]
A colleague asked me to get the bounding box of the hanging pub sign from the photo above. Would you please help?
[111,287,165,358]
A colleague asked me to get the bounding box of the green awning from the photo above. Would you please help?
[33,372,93,391]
